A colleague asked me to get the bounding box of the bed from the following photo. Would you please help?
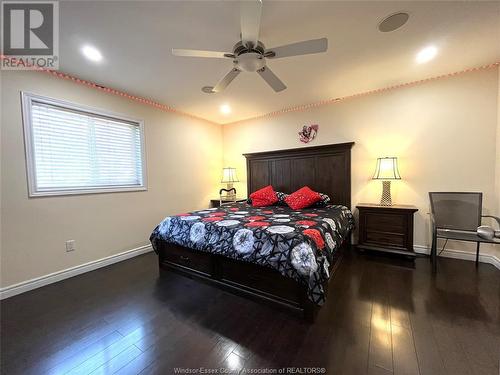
[150,142,354,321]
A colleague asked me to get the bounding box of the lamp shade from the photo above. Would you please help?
[372,157,401,180]
[221,167,239,183]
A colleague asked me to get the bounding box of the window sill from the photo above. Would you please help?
[28,186,147,198]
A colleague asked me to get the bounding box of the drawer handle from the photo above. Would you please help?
[179,255,190,262]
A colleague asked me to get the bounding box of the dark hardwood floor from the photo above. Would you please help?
[1,249,499,375]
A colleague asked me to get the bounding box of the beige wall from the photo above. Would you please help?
[496,66,500,216]
[223,68,500,257]
[1,71,222,287]
[1,67,499,289]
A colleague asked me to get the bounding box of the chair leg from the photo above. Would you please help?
[431,234,435,263]
[476,242,480,266]
[431,231,437,273]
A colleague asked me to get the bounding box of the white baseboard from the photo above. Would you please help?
[2,242,498,300]
[0,244,153,300]
[414,245,500,270]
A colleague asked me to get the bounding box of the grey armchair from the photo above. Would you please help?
[429,192,500,272]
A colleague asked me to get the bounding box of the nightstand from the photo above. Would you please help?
[210,198,245,208]
[356,203,418,258]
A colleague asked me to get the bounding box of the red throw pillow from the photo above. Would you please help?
[285,186,322,210]
[249,185,278,207]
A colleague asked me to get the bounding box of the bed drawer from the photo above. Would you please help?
[218,257,303,305]
[162,245,213,276]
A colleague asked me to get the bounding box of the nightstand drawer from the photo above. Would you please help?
[365,231,405,247]
[365,212,406,233]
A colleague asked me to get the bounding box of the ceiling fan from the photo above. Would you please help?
[172,0,328,93]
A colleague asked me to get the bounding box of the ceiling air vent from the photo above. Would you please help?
[378,12,409,32]
[201,86,215,94]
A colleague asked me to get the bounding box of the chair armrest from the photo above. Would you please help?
[482,215,500,228]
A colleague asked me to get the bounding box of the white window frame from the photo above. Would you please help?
[21,92,148,197]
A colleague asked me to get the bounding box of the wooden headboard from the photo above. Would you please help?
[244,142,354,208]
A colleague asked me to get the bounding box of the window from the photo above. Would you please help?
[21,92,147,197]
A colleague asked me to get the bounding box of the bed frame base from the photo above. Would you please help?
[157,241,347,322]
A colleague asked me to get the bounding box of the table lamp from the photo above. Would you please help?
[372,157,401,206]
[221,167,239,199]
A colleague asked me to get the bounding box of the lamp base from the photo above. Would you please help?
[224,183,236,200]
[380,181,392,206]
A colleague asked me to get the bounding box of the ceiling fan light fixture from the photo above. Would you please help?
[378,12,409,32]
[236,52,265,72]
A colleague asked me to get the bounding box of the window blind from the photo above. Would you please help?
[27,99,145,195]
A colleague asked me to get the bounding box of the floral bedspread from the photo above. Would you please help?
[150,202,354,305]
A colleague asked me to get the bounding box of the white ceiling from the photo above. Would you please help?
[59,1,500,124]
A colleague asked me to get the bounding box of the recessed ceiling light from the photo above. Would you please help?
[81,45,102,62]
[378,12,409,32]
[220,104,231,115]
[416,45,437,64]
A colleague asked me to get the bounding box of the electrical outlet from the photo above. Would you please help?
[65,240,76,252]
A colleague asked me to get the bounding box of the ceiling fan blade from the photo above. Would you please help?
[265,38,328,59]
[240,0,262,48]
[212,68,241,92]
[172,49,234,59]
[257,66,286,92]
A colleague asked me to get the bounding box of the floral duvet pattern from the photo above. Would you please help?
[150,202,354,305]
